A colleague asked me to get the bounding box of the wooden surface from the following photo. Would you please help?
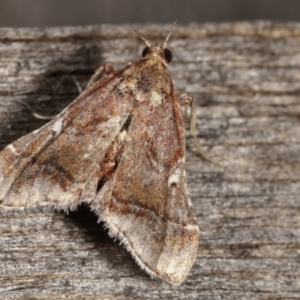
[0,21,300,299]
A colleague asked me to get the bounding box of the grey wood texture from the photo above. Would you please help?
[0,21,300,299]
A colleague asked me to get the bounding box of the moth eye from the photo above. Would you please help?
[164,48,172,63]
[142,47,150,57]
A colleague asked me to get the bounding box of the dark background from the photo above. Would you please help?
[1,0,299,27]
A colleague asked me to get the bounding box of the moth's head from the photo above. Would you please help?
[135,21,176,66]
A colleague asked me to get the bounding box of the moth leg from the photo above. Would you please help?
[177,92,192,106]
[85,63,115,90]
[30,64,115,121]
[19,75,86,121]
[12,99,55,121]
[34,75,84,120]
[177,92,222,166]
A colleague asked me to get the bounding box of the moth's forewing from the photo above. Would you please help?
[91,60,199,284]
[0,71,134,209]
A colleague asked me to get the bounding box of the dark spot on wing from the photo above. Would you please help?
[121,114,132,132]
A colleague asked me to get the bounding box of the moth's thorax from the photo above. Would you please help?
[121,57,173,106]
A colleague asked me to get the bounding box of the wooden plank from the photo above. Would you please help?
[0,22,300,299]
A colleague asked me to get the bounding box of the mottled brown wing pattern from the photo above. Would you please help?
[90,65,199,283]
[0,68,135,210]
[0,25,200,285]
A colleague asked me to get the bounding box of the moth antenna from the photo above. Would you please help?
[162,20,177,49]
[133,30,152,47]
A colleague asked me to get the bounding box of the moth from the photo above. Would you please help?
[0,23,199,285]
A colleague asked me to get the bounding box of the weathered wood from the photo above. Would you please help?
[0,21,300,299]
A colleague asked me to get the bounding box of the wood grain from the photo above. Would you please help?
[0,21,300,299]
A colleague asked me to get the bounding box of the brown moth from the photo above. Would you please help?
[0,23,199,285]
